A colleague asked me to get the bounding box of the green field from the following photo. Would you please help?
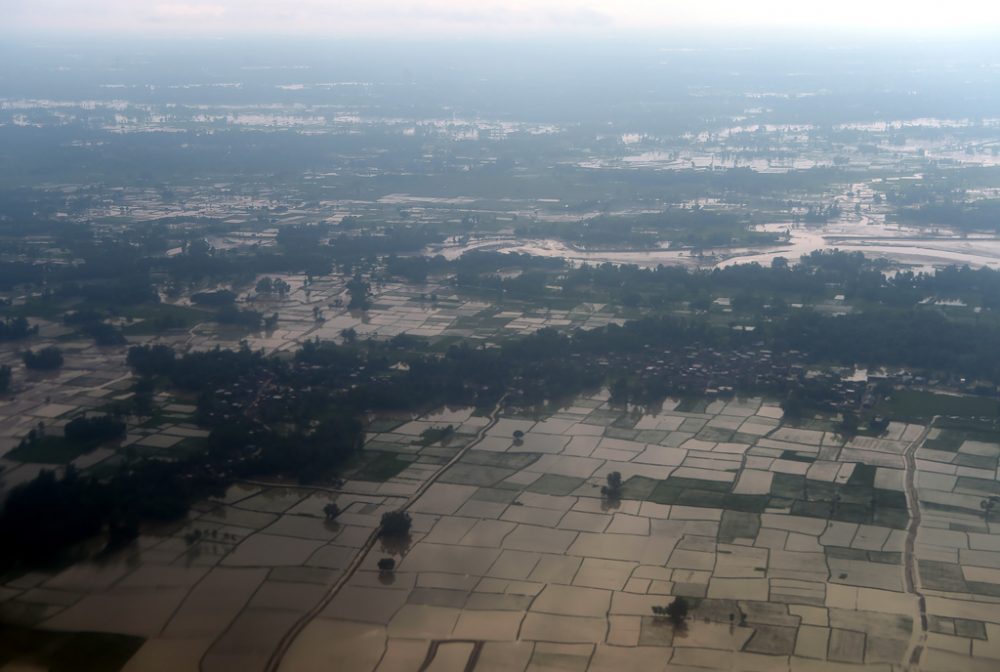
[347,451,413,482]
[878,390,1000,422]
[120,304,208,334]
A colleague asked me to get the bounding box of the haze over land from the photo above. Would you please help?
[7,0,1000,34]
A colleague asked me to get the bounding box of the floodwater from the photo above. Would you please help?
[428,215,1000,272]
[717,220,1000,270]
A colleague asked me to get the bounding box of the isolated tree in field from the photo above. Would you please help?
[601,471,623,499]
[651,597,689,626]
[377,557,396,572]
[347,276,371,310]
[665,597,689,624]
[323,502,341,521]
[380,510,412,538]
[982,496,1000,519]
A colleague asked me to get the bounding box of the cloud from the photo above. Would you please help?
[5,0,1000,35]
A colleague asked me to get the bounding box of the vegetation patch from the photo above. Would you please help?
[879,390,999,422]
[0,627,143,672]
[621,475,659,500]
[648,478,730,507]
[366,417,407,433]
[675,398,709,413]
[7,436,98,464]
[349,451,414,482]
[417,425,455,446]
[526,474,586,496]
[122,303,210,335]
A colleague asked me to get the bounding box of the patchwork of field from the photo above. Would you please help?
[3,394,1000,671]
[0,334,211,490]
[167,275,623,355]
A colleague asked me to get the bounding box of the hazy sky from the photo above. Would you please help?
[7,0,1000,36]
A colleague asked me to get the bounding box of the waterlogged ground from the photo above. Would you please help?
[168,276,624,357]
[430,192,1000,274]
[5,394,1000,671]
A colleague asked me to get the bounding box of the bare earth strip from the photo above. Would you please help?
[902,417,936,669]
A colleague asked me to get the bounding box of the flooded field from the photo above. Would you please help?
[430,228,1000,273]
[8,393,998,671]
[272,395,1000,671]
[429,196,1000,273]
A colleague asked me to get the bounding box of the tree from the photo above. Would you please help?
[323,502,341,520]
[106,512,139,550]
[419,425,454,446]
[781,390,805,420]
[187,239,213,258]
[838,410,859,438]
[377,557,396,572]
[64,414,126,443]
[347,275,371,310]
[127,344,176,377]
[0,365,11,393]
[609,378,630,405]
[191,290,236,307]
[652,596,689,626]
[665,597,689,624]
[379,510,412,538]
[255,277,274,295]
[217,306,263,329]
[868,415,889,436]
[84,322,127,346]
[22,346,64,370]
[132,377,156,417]
[601,471,623,499]
[0,317,37,341]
